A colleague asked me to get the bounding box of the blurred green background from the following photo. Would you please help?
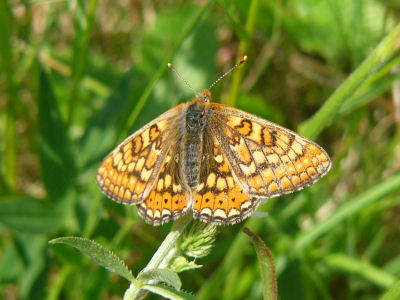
[1,0,400,299]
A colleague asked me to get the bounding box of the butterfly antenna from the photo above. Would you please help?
[208,55,248,90]
[168,63,201,96]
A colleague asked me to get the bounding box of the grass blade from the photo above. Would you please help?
[121,0,215,140]
[323,253,396,289]
[0,1,17,190]
[299,24,400,139]
[295,173,400,250]
[67,0,99,126]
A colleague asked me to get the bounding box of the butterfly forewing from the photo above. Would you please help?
[96,104,185,204]
[208,103,331,198]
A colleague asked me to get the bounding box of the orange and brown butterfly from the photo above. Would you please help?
[96,56,331,226]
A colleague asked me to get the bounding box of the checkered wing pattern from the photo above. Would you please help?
[137,144,190,226]
[96,104,185,205]
[97,88,332,226]
[193,132,260,225]
[208,103,331,199]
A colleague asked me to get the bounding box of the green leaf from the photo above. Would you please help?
[143,283,197,300]
[0,195,62,233]
[170,256,202,273]
[138,269,181,291]
[243,227,278,300]
[38,67,76,202]
[49,237,135,282]
[283,0,387,64]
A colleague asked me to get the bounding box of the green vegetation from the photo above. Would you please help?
[1,0,400,299]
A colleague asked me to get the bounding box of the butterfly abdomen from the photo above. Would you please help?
[182,99,209,189]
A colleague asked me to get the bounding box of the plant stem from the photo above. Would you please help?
[299,23,400,140]
[120,0,214,141]
[197,218,262,299]
[227,0,259,107]
[123,212,193,300]
[46,266,72,300]
[67,0,98,127]
[143,212,193,272]
[0,1,17,190]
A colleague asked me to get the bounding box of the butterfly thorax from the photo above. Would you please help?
[185,100,207,133]
[181,97,209,189]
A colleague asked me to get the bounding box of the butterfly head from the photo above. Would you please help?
[197,89,212,103]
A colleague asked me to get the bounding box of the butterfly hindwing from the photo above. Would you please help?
[137,144,190,226]
[192,132,260,225]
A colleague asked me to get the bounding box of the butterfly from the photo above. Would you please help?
[96,58,331,226]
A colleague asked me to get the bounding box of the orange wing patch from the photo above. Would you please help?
[193,135,260,225]
[137,146,189,226]
[209,106,331,199]
[97,118,175,204]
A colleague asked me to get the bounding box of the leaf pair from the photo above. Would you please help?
[49,237,196,300]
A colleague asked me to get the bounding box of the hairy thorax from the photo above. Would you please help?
[182,99,208,189]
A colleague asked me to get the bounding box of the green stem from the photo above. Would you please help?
[46,266,73,300]
[242,0,282,92]
[197,218,262,299]
[0,1,17,190]
[299,23,400,139]
[67,0,98,127]
[143,212,193,272]
[123,282,147,300]
[123,212,193,300]
[46,265,72,300]
[120,0,214,141]
[227,0,259,107]
[83,194,101,238]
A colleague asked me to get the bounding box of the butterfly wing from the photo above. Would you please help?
[96,103,185,204]
[137,144,190,226]
[207,103,331,198]
[192,132,260,225]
